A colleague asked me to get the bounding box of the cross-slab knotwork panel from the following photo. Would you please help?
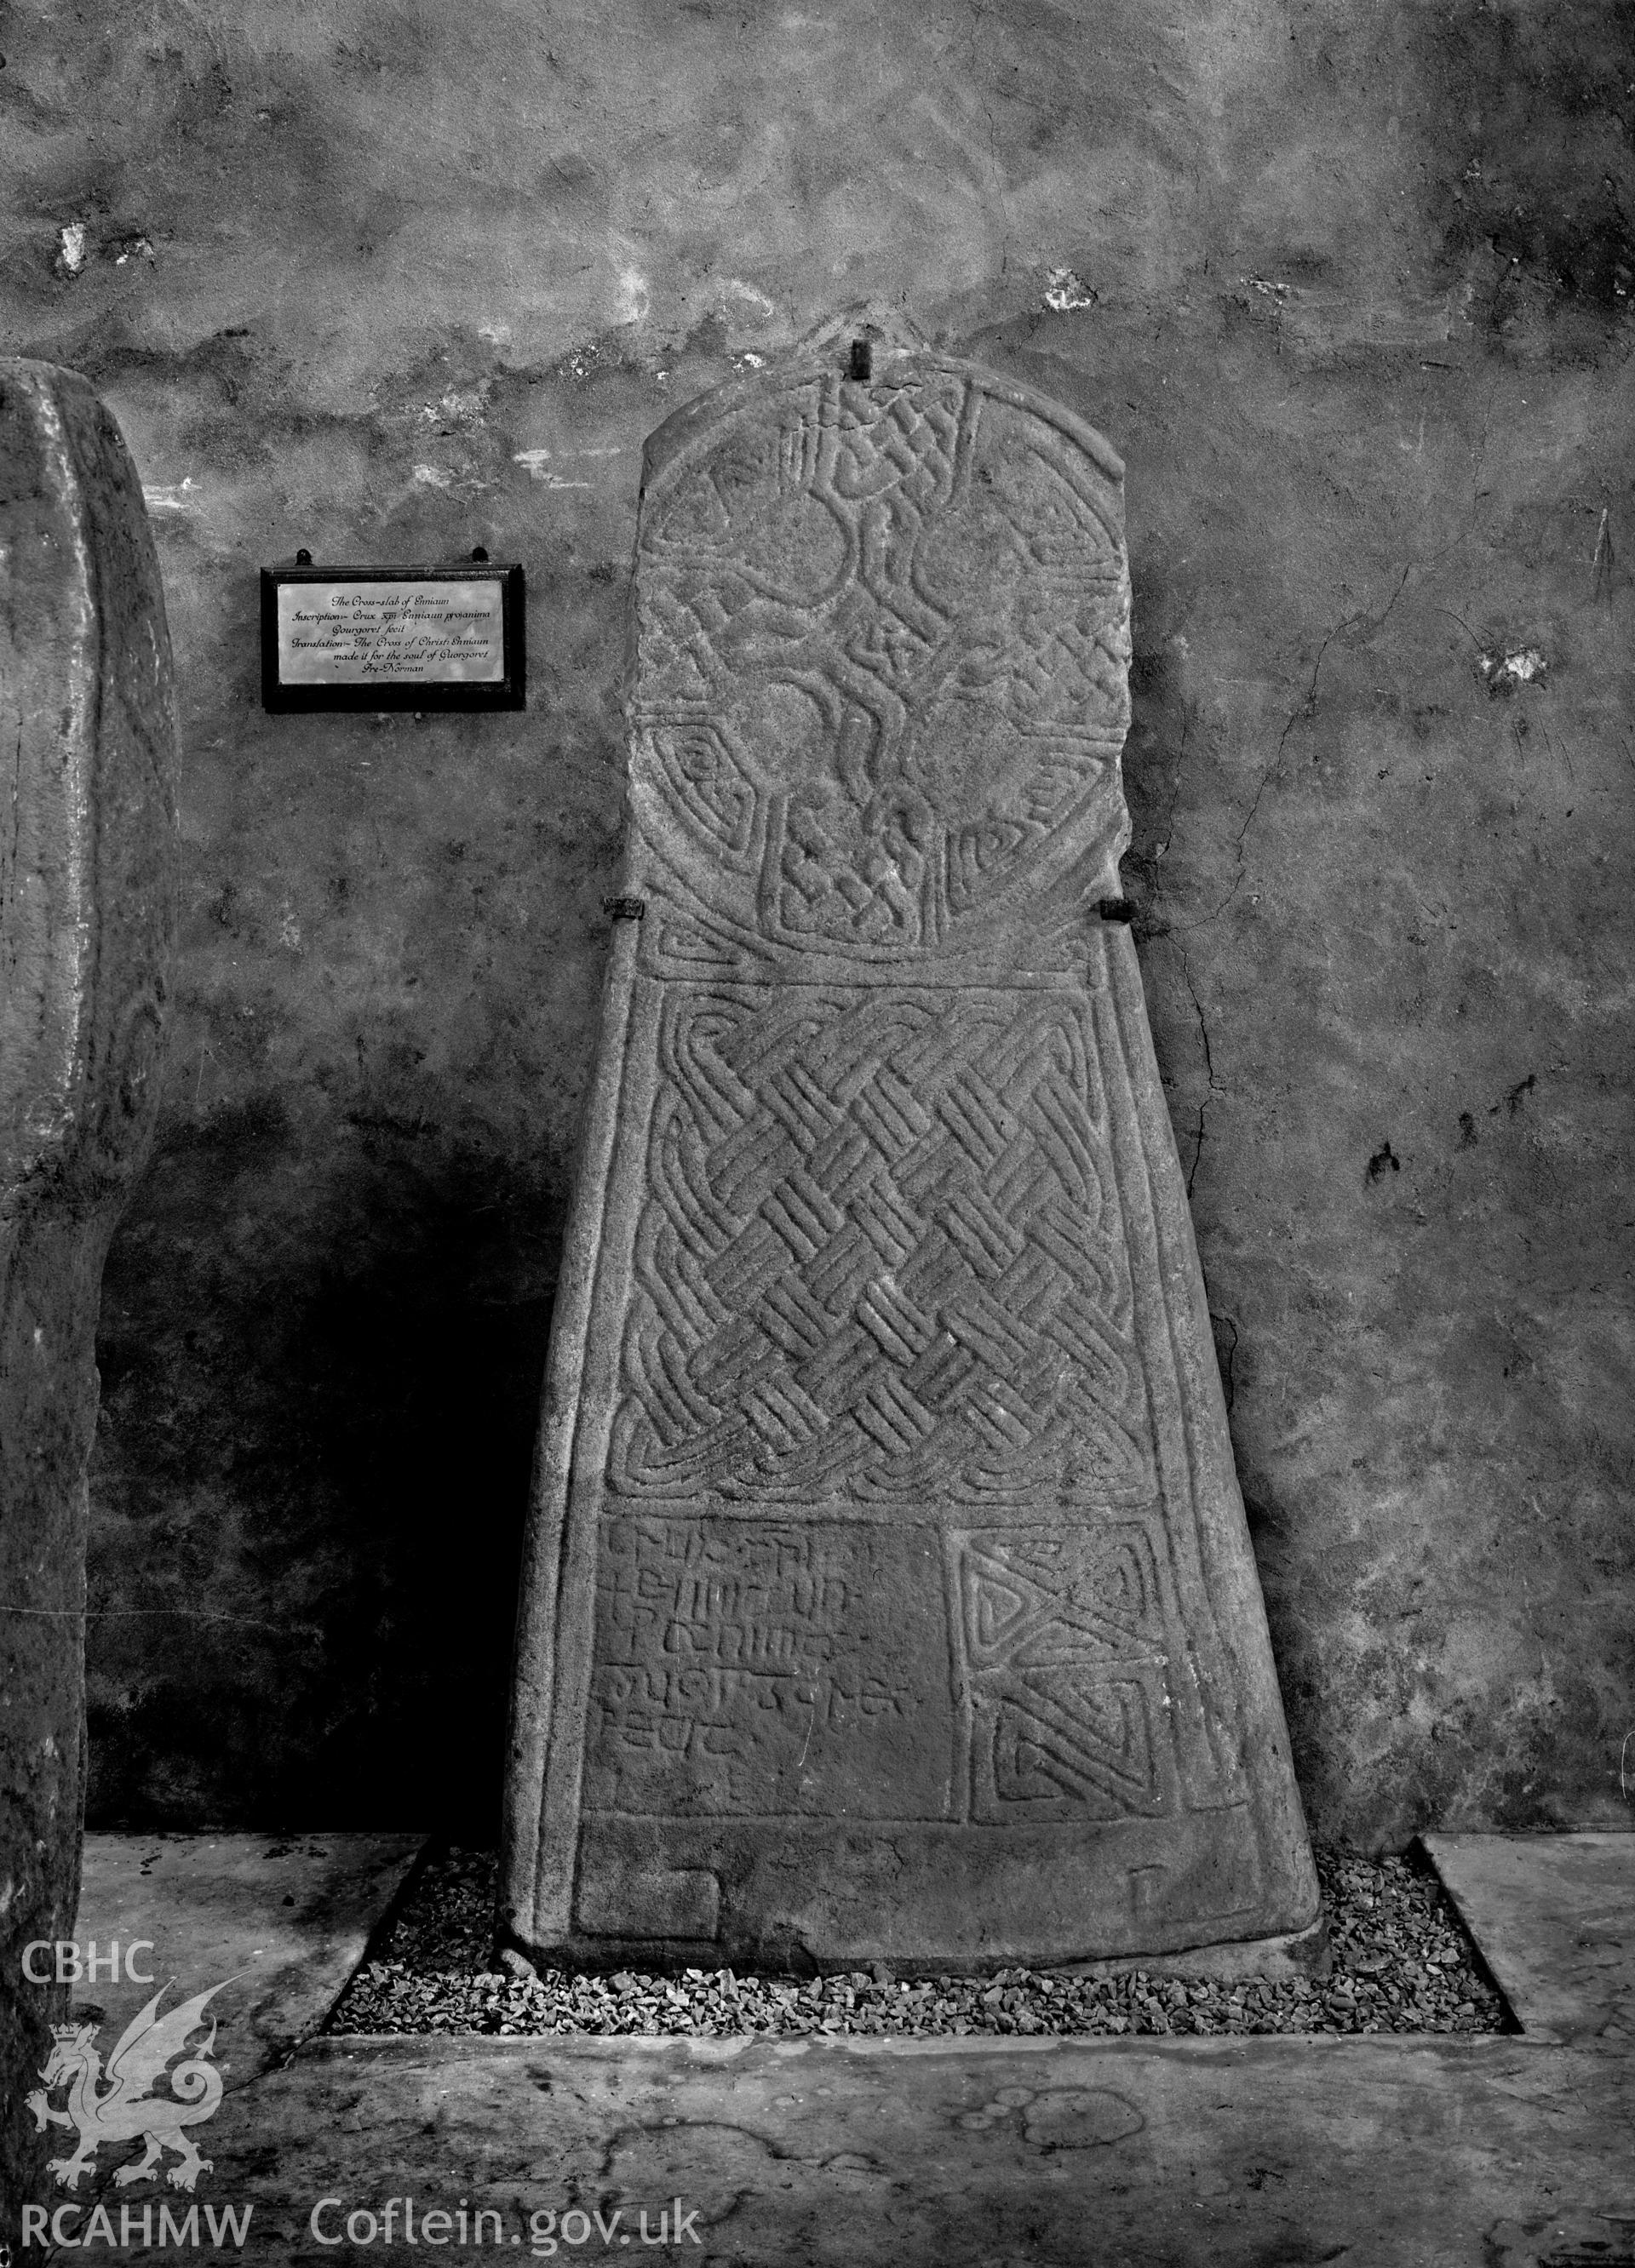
[631,367,1132,961]
[609,983,1156,1509]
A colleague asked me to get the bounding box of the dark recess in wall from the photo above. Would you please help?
[88,1107,555,1836]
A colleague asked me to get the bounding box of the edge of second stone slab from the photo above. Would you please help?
[1423,1829,1635,2043]
[72,1831,426,2083]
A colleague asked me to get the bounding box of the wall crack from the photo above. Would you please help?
[1179,943,1225,1198]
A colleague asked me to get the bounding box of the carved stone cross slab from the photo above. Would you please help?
[502,321,1321,1973]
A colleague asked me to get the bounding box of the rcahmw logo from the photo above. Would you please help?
[20,1971,252,2249]
[19,2201,252,2252]
[27,1978,226,2191]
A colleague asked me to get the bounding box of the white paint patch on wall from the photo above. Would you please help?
[141,477,199,512]
[724,278,777,318]
[1480,646,1547,692]
[512,451,590,490]
[1042,266,1097,311]
[616,265,651,324]
[512,447,624,489]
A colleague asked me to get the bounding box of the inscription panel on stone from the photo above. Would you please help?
[584,1517,955,1818]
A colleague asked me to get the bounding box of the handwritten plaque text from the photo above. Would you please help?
[277,580,503,684]
[261,565,525,711]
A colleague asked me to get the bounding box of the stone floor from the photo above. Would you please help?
[27,1832,1632,2265]
[68,1834,425,2083]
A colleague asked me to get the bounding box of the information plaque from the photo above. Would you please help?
[260,564,525,712]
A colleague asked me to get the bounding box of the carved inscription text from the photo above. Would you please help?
[586,1519,954,1818]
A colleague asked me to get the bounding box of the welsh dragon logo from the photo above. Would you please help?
[26,1980,227,2192]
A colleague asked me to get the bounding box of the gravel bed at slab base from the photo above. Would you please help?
[327,1844,1512,2041]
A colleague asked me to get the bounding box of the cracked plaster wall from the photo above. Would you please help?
[3,0,1632,1846]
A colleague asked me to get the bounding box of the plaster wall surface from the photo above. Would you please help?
[3,0,1631,1844]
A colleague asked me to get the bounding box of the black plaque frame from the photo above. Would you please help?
[261,564,526,712]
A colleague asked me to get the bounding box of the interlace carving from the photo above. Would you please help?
[633,369,1131,954]
[957,1528,1172,1819]
[610,986,1156,1506]
[501,335,1319,1964]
